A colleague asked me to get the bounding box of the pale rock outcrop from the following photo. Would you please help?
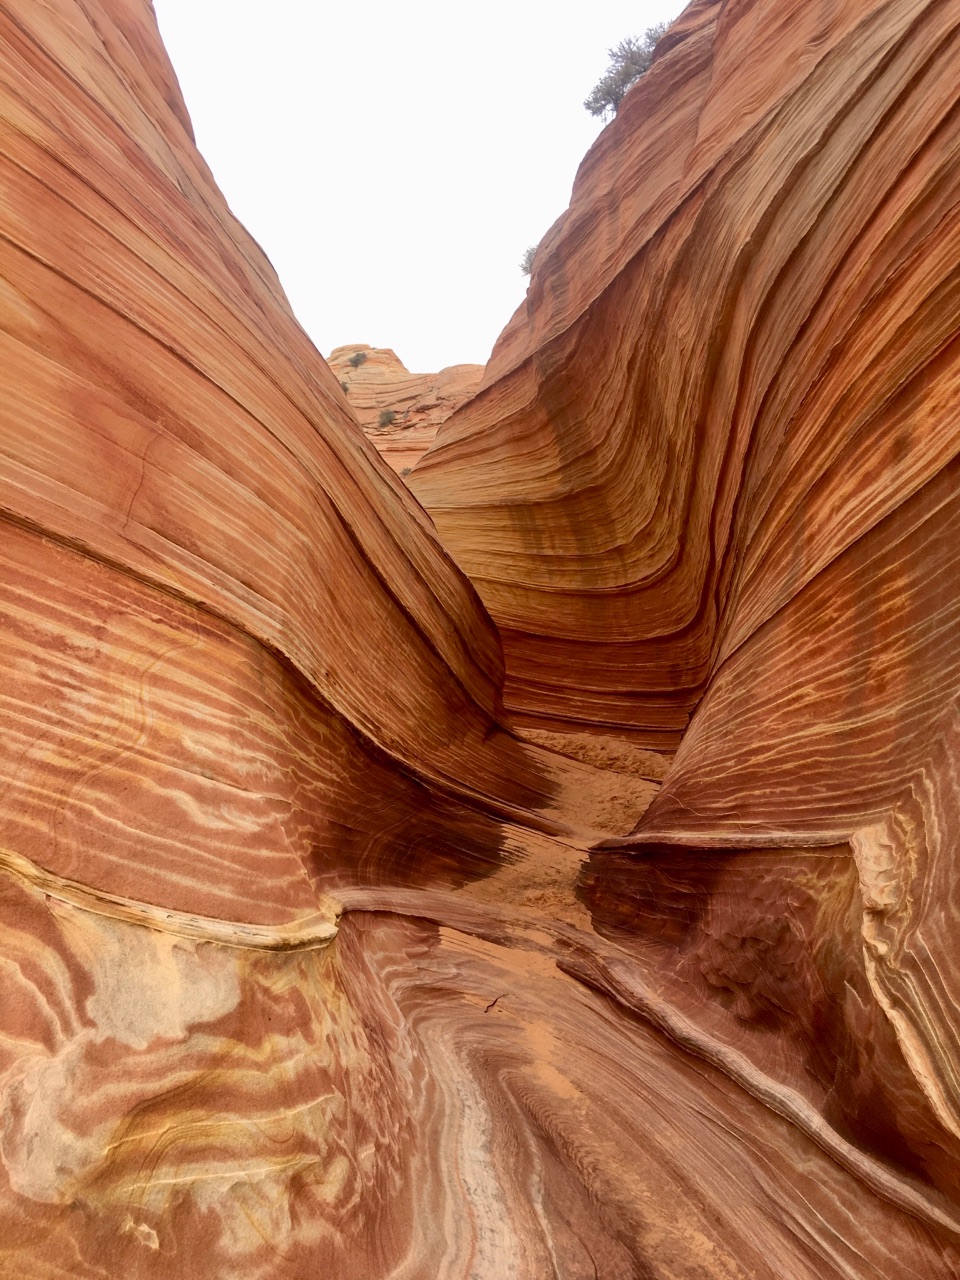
[328,343,483,473]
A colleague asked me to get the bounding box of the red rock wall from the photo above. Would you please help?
[0,4,663,1272]
[1,0,959,1276]
[413,0,960,749]
[0,0,596,900]
[415,0,960,1253]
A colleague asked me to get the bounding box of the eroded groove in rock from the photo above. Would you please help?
[1,0,959,1275]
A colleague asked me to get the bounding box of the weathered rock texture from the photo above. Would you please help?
[1,0,959,1276]
[413,0,960,753]
[328,343,483,473]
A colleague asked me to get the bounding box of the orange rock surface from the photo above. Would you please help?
[413,0,960,753]
[1,0,959,1276]
[327,343,483,473]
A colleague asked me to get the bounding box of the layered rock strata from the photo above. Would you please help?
[413,0,960,751]
[413,0,960,1248]
[0,0,958,1277]
[328,343,483,473]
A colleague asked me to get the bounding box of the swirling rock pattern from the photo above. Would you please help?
[0,0,959,1276]
[415,0,960,1263]
[413,0,960,749]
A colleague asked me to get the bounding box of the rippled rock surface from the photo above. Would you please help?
[1,0,959,1276]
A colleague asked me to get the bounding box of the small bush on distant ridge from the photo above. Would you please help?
[584,24,666,121]
[520,245,537,276]
[378,409,397,427]
[340,380,350,394]
[347,350,368,368]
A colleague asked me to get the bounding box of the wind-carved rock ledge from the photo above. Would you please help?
[1,0,959,1276]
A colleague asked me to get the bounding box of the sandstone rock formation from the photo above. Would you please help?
[0,0,959,1276]
[327,343,483,473]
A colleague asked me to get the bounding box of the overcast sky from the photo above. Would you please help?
[153,0,682,373]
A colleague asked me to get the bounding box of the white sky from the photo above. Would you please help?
[153,0,683,373]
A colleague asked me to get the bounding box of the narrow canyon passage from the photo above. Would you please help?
[0,0,959,1276]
